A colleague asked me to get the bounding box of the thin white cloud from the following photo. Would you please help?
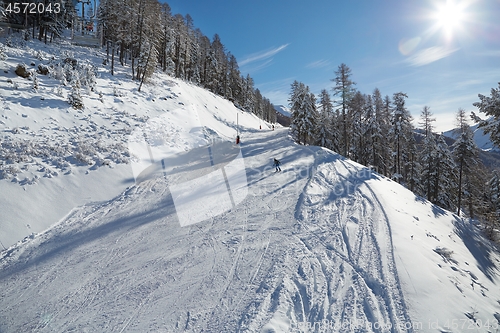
[306,60,330,69]
[258,77,296,90]
[261,89,290,107]
[242,59,274,74]
[406,46,459,67]
[239,44,290,66]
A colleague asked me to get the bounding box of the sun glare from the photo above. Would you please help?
[434,0,466,40]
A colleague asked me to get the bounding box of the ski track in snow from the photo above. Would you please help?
[0,129,414,332]
[1,124,500,332]
[290,153,412,332]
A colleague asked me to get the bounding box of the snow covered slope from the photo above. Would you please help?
[0,37,262,248]
[1,37,500,333]
[1,128,499,332]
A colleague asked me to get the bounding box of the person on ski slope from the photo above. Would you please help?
[273,158,281,172]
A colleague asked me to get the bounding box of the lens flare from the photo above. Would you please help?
[433,0,466,41]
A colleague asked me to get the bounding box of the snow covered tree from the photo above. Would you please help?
[159,3,174,73]
[488,171,500,219]
[332,63,356,156]
[405,132,421,193]
[419,106,435,137]
[452,109,479,215]
[96,0,272,123]
[68,83,84,110]
[204,34,227,95]
[452,108,482,217]
[135,0,162,81]
[31,73,39,92]
[227,53,242,103]
[316,89,334,149]
[419,106,437,200]
[289,81,317,145]
[433,134,457,210]
[319,89,333,116]
[390,92,414,183]
[303,91,318,145]
[348,90,366,163]
[483,171,500,240]
[82,64,97,93]
[315,109,332,149]
[371,88,390,175]
[3,0,73,43]
[67,68,84,109]
[254,89,263,117]
[261,98,276,123]
[472,82,500,148]
[360,94,380,168]
[243,74,255,112]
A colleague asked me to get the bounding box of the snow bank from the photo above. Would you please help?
[0,36,264,248]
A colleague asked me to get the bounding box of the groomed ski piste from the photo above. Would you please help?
[1,37,500,333]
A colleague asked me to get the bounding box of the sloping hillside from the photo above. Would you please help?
[1,128,499,331]
[1,37,500,333]
[0,37,264,248]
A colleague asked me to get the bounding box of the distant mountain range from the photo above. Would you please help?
[273,104,291,117]
[443,121,497,152]
[273,104,291,127]
[442,121,500,170]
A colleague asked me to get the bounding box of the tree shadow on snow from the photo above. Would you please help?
[3,95,70,110]
[431,204,448,218]
[0,190,178,281]
[413,195,450,218]
[453,217,499,281]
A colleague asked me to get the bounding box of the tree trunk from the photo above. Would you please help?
[111,42,115,76]
[457,158,463,215]
[120,43,125,66]
[138,43,153,92]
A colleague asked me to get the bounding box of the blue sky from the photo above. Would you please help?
[164,0,499,131]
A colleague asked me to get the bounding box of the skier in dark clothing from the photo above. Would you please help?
[273,158,281,172]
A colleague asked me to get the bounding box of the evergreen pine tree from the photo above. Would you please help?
[316,90,334,149]
[289,81,302,144]
[433,134,457,211]
[332,63,356,156]
[68,70,84,109]
[419,106,437,200]
[289,82,317,145]
[303,91,318,145]
[488,171,500,218]
[348,91,366,163]
[32,73,39,92]
[68,84,84,110]
[472,82,500,148]
[362,94,376,167]
[390,92,413,183]
[371,88,389,175]
[405,131,421,193]
[452,108,482,217]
